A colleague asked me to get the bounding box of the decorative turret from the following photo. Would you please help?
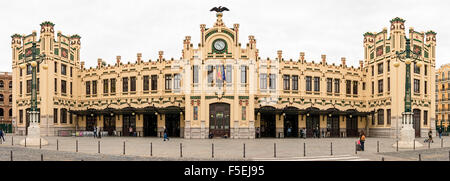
[248,35,256,50]
[341,57,346,67]
[425,30,436,44]
[214,12,225,27]
[97,58,103,68]
[321,54,326,65]
[200,24,206,46]
[70,34,81,46]
[116,56,121,65]
[234,24,239,46]
[81,61,85,69]
[359,60,364,70]
[137,53,142,64]
[299,52,305,63]
[40,21,55,34]
[159,51,164,61]
[277,50,282,61]
[390,17,405,31]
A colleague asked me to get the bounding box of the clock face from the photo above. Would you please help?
[214,40,226,51]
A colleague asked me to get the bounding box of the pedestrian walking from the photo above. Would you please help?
[303,128,306,139]
[93,127,97,138]
[287,126,292,137]
[163,127,169,141]
[0,129,5,142]
[359,131,366,151]
[98,126,102,138]
[427,130,433,143]
[438,127,443,139]
[129,127,133,136]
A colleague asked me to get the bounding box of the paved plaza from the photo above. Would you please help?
[1,134,449,161]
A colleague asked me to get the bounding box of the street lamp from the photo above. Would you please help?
[393,39,423,148]
[19,42,48,146]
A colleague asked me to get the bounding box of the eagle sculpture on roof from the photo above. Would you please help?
[210,6,230,13]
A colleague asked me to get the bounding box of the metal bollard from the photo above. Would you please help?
[419,154,421,161]
[274,143,276,158]
[123,141,125,155]
[40,138,41,149]
[57,139,59,151]
[180,143,183,158]
[304,142,306,157]
[377,141,379,153]
[212,143,214,158]
[243,143,246,158]
[355,141,357,154]
[25,138,26,147]
[441,138,443,148]
[414,139,415,150]
[12,136,13,145]
[396,140,398,152]
[98,141,100,154]
[41,154,43,161]
[76,140,78,152]
[428,140,430,149]
[10,151,13,161]
[150,142,153,157]
[381,157,384,161]
[331,142,333,156]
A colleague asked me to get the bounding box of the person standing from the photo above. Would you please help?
[287,126,292,137]
[428,130,433,143]
[438,127,443,139]
[98,126,102,138]
[163,127,169,141]
[0,129,5,143]
[303,128,307,139]
[93,126,97,138]
[360,132,366,151]
[129,127,133,137]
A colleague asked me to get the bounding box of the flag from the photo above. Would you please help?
[222,64,226,81]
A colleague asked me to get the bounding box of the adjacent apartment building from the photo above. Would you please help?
[0,72,12,133]
[436,64,450,132]
[11,13,436,138]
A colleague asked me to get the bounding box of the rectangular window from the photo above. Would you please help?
[122,77,128,92]
[104,79,109,93]
[193,65,199,84]
[363,82,366,90]
[346,80,351,94]
[20,81,23,94]
[424,65,427,76]
[377,109,384,125]
[54,62,57,73]
[86,81,90,95]
[327,78,332,93]
[110,78,116,93]
[151,75,157,91]
[207,65,214,84]
[292,75,298,90]
[424,81,427,94]
[371,65,374,76]
[388,77,390,92]
[306,76,312,92]
[61,80,66,94]
[193,106,198,120]
[27,65,32,75]
[240,65,247,84]
[165,74,172,90]
[424,110,428,125]
[54,78,57,93]
[19,110,23,123]
[353,81,358,95]
[70,82,72,95]
[372,81,374,95]
[414,62,420,74]
[20,69,22,77]
[387,109,391,125]
[226,65,232,83]
[70,67,73,77]
[378,63,383,74]
[260,73,267,89]
[143,76,149,91]
[70,113,73,124]
[130,77,136,92]
[242,106,246,120]
[387,60,390,72]
[414,79,420,93]
[61,64,67,75]
[283,75,290,90]
[313,77,320,92]
[334,79,340,93]
[26,79,32,93]
[60,109,67,124]
[269,74,276,90]
[92,80,97,95]
[174,74,181,90]
[54,108,58,124]
[378,79,383,93]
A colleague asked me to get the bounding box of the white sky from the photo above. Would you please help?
[1,0,449,72]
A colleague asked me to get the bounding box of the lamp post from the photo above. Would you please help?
[393,39,422,148]
[19,42,49,146]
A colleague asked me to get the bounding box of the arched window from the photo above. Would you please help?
[0,80,3,88]
[9,108,12,117]
[0,108,4,117]
[9,81,12,89]
[9,95,12,103]
[0,94,3,102]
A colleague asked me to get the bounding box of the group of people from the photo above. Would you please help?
[93,126,102,138]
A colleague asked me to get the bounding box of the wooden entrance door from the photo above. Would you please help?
[86,115,96,131]
[413,109,421,137]
[346,116,358,137]
[144,114,157,137]
[122,115,136,136]
[284,114,298,137]
[209,103,230,138]
[328,116,340,137]
[103,116,116,136]
[165,113,180,137]
[306,115,320,137]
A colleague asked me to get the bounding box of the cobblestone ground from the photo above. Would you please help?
[1,134,449,161]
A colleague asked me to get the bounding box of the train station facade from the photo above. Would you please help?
[11,14,436,139]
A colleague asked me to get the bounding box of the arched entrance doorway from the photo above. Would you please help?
[346,109,359,137]
[164,106,181,137]
[209,103,230,138]
[283,107,299,138]
[413,109,421,137]
[259,106,276,138]
[306,107,320,138]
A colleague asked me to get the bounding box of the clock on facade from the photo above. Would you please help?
[213,39,226,52]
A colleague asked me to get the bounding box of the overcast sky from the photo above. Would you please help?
[0,0,449,72]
